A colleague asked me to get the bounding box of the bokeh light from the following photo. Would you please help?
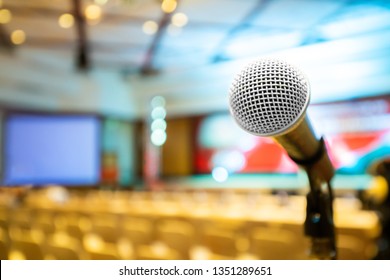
[85,4,102,21]
[58,13,74,29]
[151,107,167,120]
[172,13,188,27]
[161,0,177,14]
[151,119,167,132]
[212,167,229,183]
[211,150,246,173]
[0,9,12,24]
[143,20,158,35]
[151,96,166,108]
[11,30,26,45]
[151,129,167,146]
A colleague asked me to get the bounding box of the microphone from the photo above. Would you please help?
[228,58,334,183]
[228,58,336,259]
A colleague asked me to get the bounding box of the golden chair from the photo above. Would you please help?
[156,219,195,259]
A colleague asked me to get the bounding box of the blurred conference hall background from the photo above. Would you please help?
[0,0,390,260]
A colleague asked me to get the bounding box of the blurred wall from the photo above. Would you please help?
[162,117,195,176]
[102,119,137,186]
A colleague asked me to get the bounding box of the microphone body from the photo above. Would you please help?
[229,58,337,259]
[228,58,334,183]
[274,115,334,182]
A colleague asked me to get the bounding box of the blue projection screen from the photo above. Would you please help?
[3,114,101,185]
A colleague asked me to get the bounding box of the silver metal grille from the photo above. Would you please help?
[229,58,310,136]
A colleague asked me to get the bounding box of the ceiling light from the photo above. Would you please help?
[0,9,12,24]
[85,4,102,21]
[151,129,167,146]
[151,107,167,120]
[143,20,158,35]
[151,119,167,132]
[11,30,26,45]
[172,13,188,27]
[58,13,74,29]
[212,167,229,183]
[151,96,166,108]
[161,0,177,14]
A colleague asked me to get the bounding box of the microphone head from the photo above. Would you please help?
[229,58,310,137]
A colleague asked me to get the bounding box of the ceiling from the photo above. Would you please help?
[0,0,390,117]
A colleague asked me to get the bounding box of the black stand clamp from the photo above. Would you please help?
[290,137,337,260]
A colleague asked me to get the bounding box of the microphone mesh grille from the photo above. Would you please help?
[229,59,309,136]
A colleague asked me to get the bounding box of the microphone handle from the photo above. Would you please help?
[275,115,337,259]
[274,115,334,183]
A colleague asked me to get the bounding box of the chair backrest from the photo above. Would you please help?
[0,227,9,259]
[0,210,7,231]
[156,219,195,258]
[122,217,154,246]
[136,242,181,260]
[65,214,92,240]
[11,208,31,230]
[250,227,303,260]
[83,233,122,260]
[45,231,82,260]
[9,239,44,260]
[337,234,374,260]
[33,211,56,235]
[92,224,120,244]
[202,227,238,257]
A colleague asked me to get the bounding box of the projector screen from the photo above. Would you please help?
[3,114,101,185]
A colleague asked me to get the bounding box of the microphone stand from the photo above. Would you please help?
[305,171,336,259]
[291,138,337,260]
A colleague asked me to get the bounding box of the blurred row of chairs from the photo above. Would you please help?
[0,207,307,260]
[0,187,381,260]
